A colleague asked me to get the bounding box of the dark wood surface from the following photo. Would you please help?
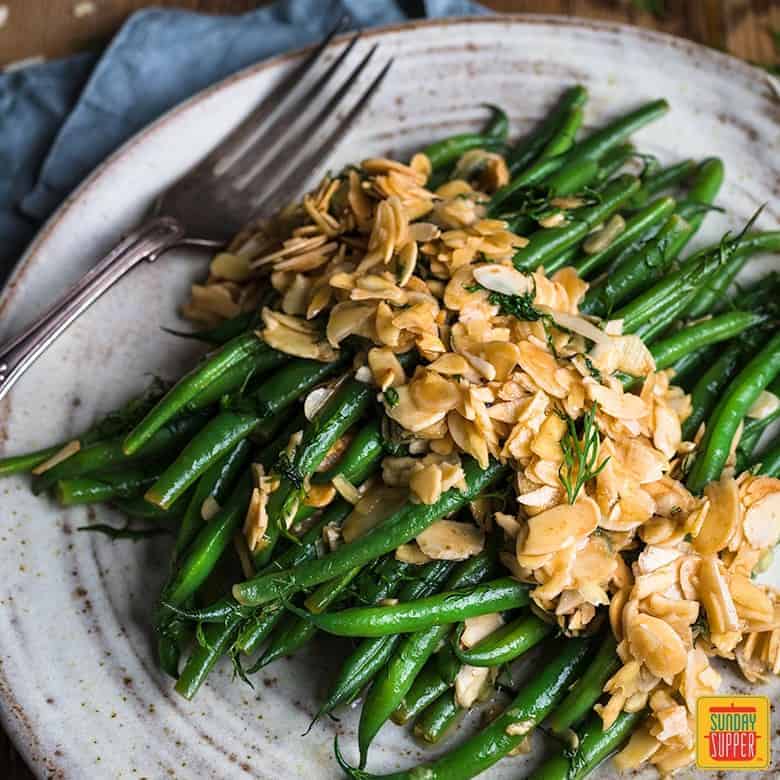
[0,1,777,777]
[1,0,778,67]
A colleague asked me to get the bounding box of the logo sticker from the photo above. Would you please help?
[696,696,770,770]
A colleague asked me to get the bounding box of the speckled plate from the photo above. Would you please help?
[0,15,778,780]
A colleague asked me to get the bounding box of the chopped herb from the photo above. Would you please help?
[275,452,304,488]
[584,355,602,381]
[558,404,610,504]
[384,387,400,407]
[463,283,483,293]
[77,523,171,541]
[488,290,542,321]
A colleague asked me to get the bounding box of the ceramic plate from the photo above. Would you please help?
[0,15,778,779]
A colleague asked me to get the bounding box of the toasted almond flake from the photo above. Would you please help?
[460,613,504,648]
[201,495,221,521]
[332,474,360,505]
[521,496,600,555]
[454,664,491,708]
[583,214,626,255]
[304,386,335,421]
[31,439,81,475]
[472,264,532,296]
[746,390,779,419]
[538,212,566,228]
[540,308,611,346]
[210,252,252,281]
[395,543,431,565]
[417,519,485,560]
[693,476,741,554]
[743,491,780,549]
[626,612,687,682]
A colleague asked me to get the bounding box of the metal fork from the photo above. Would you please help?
[0,24,392,400]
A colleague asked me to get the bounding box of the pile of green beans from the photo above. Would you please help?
[2,83,779,780]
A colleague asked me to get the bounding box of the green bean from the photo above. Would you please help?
[413,689,463,745]
[163,311,257,345]
[296,578,529,638]
[233,458,506,607]
[235,499,354,654]
[512,175,640,271]
[254,566,363,669]
[686,231,780,319]
[505,85,588,175]
[338,637,592,779]
[254,377,374,567]
[543,158,600,197]
[649,311,765,371]
[124,334,282,455]
[55,466,161,506]
[257,557,412,669]
[356,549,495,766]
[147,358,345,509]
[421,105,507,171]
[173,439,251,563]
[0,443,74,479]
[757,435,780,477]
[157,611,192,678]
[491,99,668,211]
[162,472,252,609]
[391,655,452,726]
[688,332,780,493]
[183,354,262,410]
[548,632,620,736]
[535,710,646,780]
[681,342,745,441]
[573,196,676,278]
[32,412,208,496]
[676,157,725,232]
[592,142,635,185]
[613,244,726,333]
[628,158,695,209]
[724,270,780,313]
[174,614,243,701]
[668,344,719,391]
[581,213,692,316]
[0,380,171,478]
[312,420,384,486]
[538,105,583,159]
[313,561,453,725]
[737,407,780,472]
[451,613,552,667]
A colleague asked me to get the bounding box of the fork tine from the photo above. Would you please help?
[222,32,361,181]
[233,42,378,192]
[249,58,394,216]
[205,15,348,175]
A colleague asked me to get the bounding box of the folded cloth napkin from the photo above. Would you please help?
[0,0,486,283]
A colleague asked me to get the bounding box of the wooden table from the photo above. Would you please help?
[0,1,777,778]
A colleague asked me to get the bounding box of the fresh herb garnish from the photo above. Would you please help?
[77,523,171,541]
[384,387,400,407]
[275,452,304,488]
[584,355,602,381]
[558,403,609,504]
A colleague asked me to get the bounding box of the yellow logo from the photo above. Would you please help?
[696,696,770,770]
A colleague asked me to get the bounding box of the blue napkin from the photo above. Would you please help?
[0,0,486,282]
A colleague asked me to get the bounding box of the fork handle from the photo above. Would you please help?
[0,216,186,401]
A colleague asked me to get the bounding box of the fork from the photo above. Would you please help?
[0,23,392,401]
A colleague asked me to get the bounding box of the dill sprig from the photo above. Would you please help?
[77,523,171,541]
[557,404,609,504]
